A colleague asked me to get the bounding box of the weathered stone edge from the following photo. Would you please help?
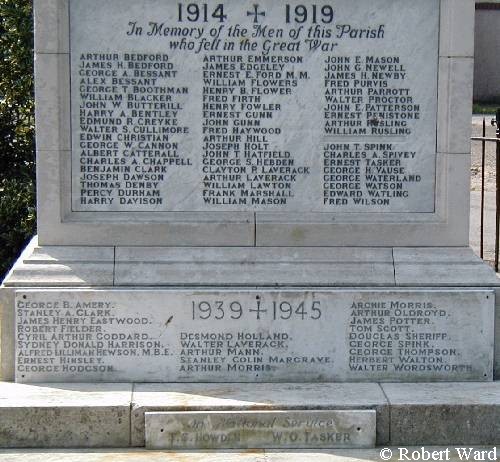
[1,382,500,447]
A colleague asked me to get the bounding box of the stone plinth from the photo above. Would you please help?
[1,381,500,448]
[0,0,496,451]
[2,239,499,383]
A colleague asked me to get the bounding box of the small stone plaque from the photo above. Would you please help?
[145,410,376,449]
[15,289,494,382]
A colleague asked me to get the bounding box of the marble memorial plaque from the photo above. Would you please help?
[15,290,493,382]
[70,0,439,214]
[145,410,376,449]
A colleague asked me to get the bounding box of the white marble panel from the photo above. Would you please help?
[14,289,494,383]
[69,0,439,214]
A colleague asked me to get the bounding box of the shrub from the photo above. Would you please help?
[0,0,35,280]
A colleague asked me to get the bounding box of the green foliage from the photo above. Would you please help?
[0,0,35,280]
[0,179,36,276]
[473,103,499,115]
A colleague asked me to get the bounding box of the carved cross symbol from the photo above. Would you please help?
[247,4,265,23]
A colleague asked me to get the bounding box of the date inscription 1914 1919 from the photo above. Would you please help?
[70,0,438,214]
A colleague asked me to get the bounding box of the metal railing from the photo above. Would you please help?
[471,108,500,271]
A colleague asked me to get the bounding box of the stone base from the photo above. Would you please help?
[1,239,500,448]
[2,237,500,382]
[1,448,499,462]
[1,382,500,448]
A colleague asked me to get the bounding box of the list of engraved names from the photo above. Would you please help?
[71,0,439,213]
[16,290,492,382]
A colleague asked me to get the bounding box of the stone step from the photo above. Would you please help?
[1,382,500,448]
[0,448,498,462]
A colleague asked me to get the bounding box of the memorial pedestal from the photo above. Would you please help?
[1,380,500,449]
[3,238,500,383]
[1,238,500,448]
[1,0,494,450]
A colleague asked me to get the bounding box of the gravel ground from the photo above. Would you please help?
[471,114,498,192]
[468,114,498,268]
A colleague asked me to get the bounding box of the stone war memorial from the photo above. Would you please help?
[1,0,500,452]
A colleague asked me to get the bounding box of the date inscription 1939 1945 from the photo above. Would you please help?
[15,290,493,382]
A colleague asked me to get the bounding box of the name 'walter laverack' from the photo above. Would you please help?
[1,0,499,451]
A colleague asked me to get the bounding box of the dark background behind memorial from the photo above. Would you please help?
[0,0,35,280]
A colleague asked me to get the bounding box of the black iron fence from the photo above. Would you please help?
[471,108,500,271]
